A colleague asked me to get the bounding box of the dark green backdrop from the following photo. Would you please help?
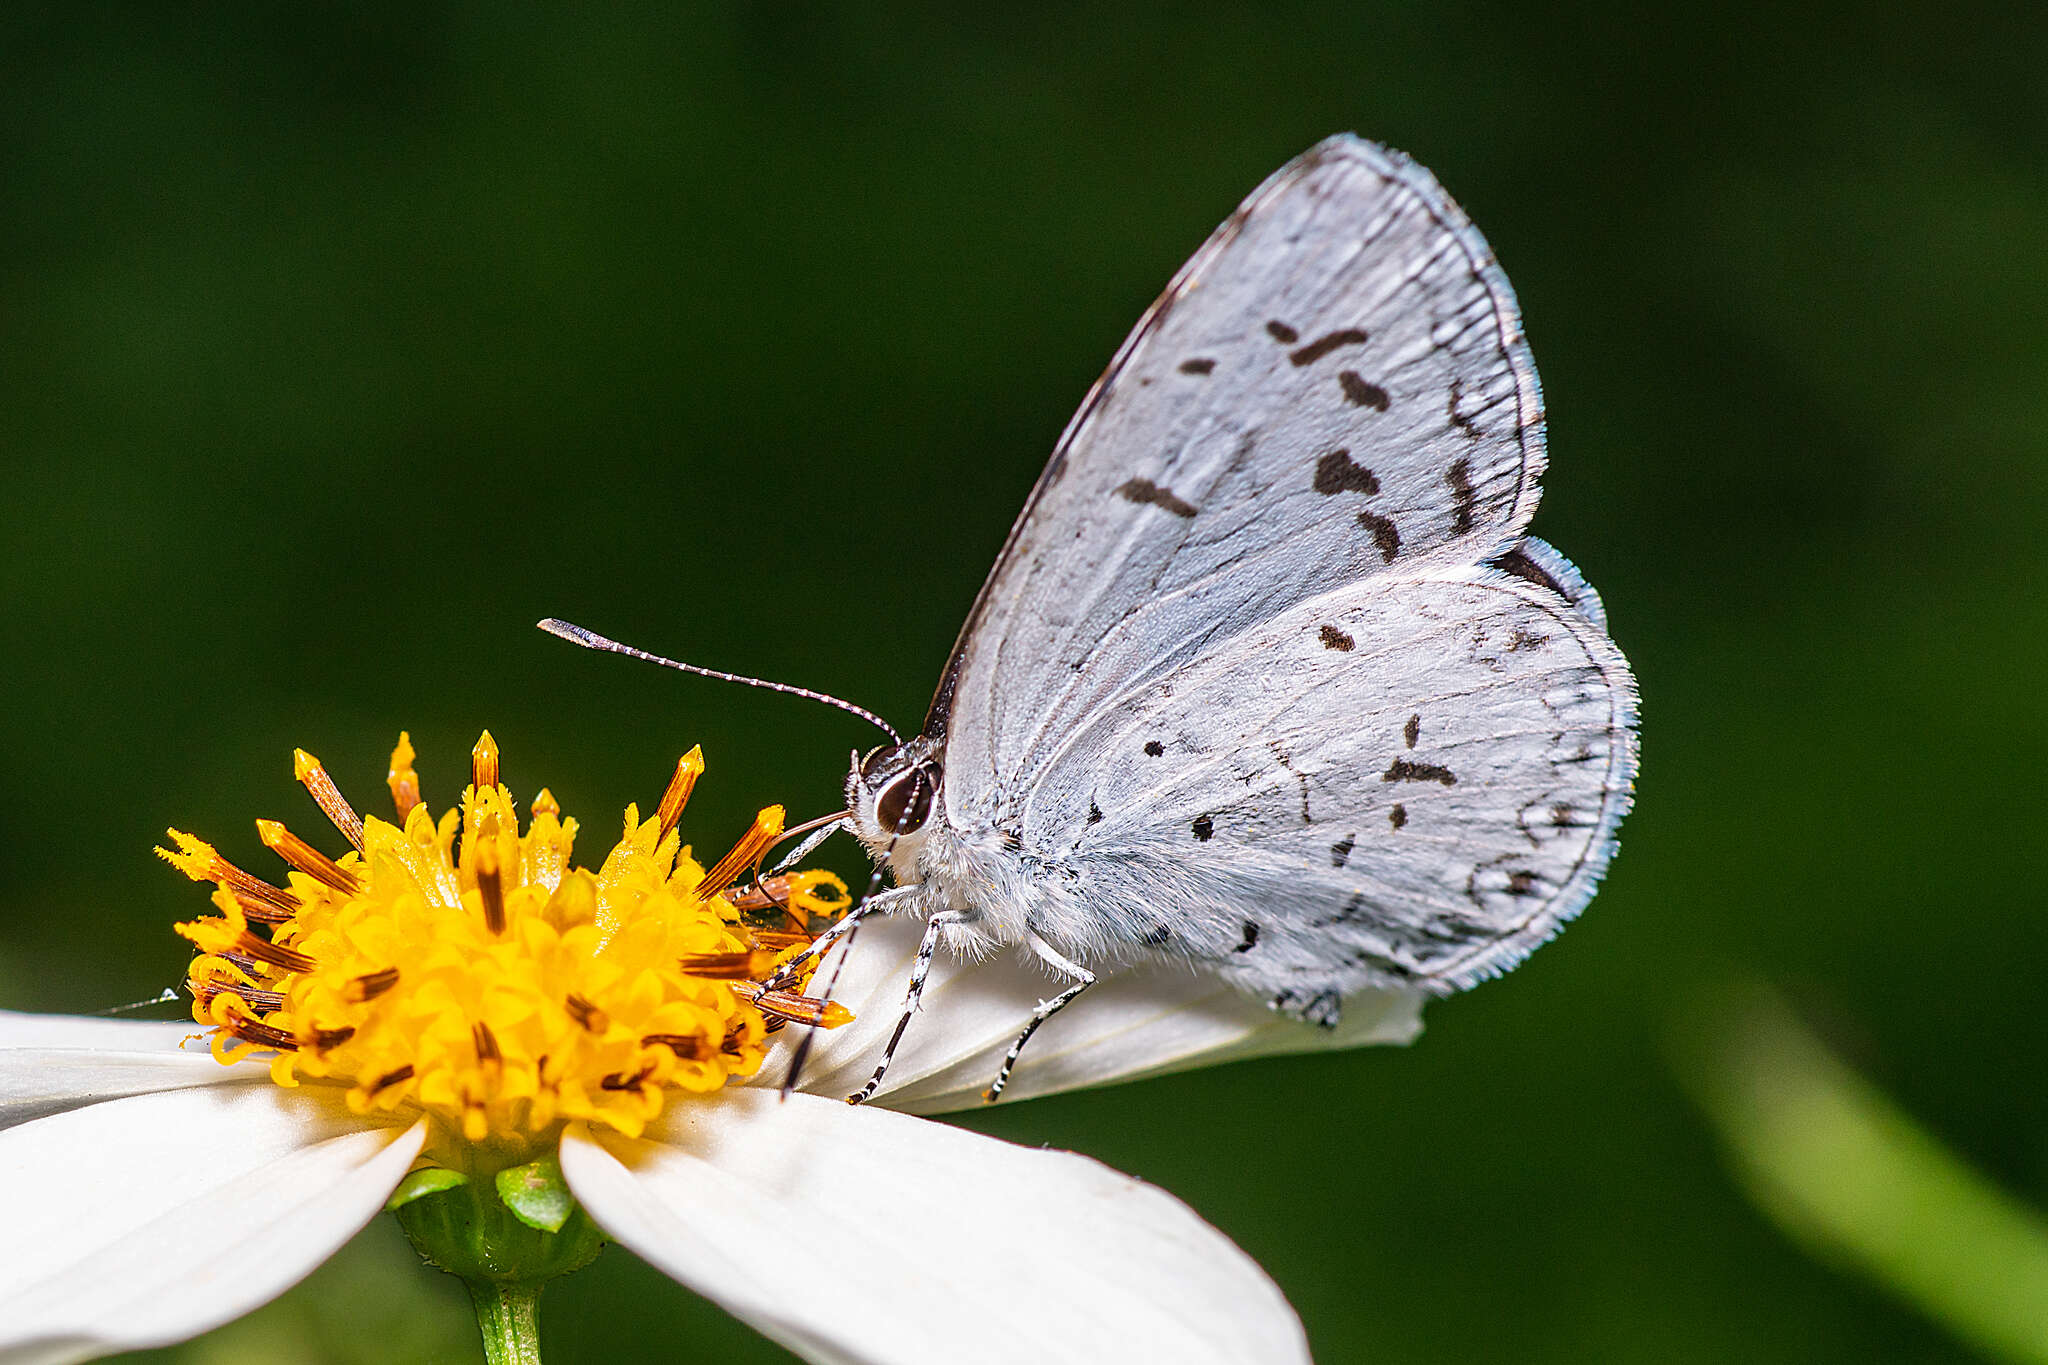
[4,5,2043,1362]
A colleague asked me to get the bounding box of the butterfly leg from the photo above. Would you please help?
[846,909,970,1105]
[762,882,923,990]
[983,934,1096,1103]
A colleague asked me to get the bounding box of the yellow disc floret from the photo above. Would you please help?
[160,732,850,1155]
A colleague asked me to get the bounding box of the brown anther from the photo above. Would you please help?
[387,732,422,821]
[601,1064,657,1092]
[564,992,610,1033]
[233,929,318,974]
[308,1026,357,1053]
[677,949,779,980]
[229,891,295,925]
[473,1020,501,1064]
[293,749,365,851]
[730,981,853,1028]
[655,747,705,841]
[345,967,400,1002]
[224,1015,300,1051]
[697,806,786,899]
[474,839,507,935]
[369,1064,415,1095]
[532,788,560,819]
[472,730,500,791]
[190,979,286,1013]
[641,1031,718,1063]
[255,819,361,895]
[743,929,813,950]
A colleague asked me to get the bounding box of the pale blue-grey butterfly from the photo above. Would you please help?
[553,134,1638,1103]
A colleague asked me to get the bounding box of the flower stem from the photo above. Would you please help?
[466,1279,545,1365]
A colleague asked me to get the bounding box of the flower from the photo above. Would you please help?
[0,734,1426,1364]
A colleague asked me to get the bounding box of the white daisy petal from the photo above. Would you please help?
[561,1089,1309,1365]
[1,1033,268,1133]
[0,1009,211,1050]
[754,915,1425,1112]
[0,1085,423,1364]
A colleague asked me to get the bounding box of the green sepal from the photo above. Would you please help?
[496,1155,575,1233]
[394,1159,606,1285]
[386,1166,470,1211]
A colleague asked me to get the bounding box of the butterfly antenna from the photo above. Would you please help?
[537,618,901,744]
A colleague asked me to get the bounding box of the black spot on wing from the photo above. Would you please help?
[1507,871,1539,895]
[1319,624,1354,651]
[1329,835,1354,869]
[1115,478,1197,518]
[1143,740,1164,757]
[1233,921,1260,953]
[1177,357,1215,375]
[1388,804,1407,829]
[1338,371,1390,410]
[1550,803,1574,828]
[1265,320,1300,344]
[1357,509,1400,562]
[1403,714,1420,749]
[1493,545,1567,596]
[1507,626,1549,652]
[1191,815,1214,841]
[1444,458,1477,534]
[1289,328,1370,366]
[1141,924,1172,946]
[1313,450,1380,497]
[1383,758,1456,786]
[1087,801,1103,825]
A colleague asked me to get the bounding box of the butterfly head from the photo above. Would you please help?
[846,735,945,861]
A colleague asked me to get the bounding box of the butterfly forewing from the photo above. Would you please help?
[943,136,1548,825]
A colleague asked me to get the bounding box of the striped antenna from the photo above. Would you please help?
[537,619,901,744]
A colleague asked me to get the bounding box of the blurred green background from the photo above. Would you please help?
[4,4,2044,1362]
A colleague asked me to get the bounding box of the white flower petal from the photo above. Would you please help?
[1,1021,269,1133]
[754,915,1425,1112]
[0,1009,211,1050]
[561,1090,1308,1365]
[0,1085,423,1365]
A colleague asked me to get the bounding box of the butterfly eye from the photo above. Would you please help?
[875,766,937,836]
[858,744,901,779]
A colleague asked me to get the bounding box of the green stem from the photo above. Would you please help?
[466,1278,545,1365]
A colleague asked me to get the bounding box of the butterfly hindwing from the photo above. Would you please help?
[1012,539,1637,1004]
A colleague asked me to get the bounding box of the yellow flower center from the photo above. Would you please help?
[160,731,851,1154]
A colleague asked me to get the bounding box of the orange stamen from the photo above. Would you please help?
[475,839,507,935]
[655,747,706,841]
[472,730,500,791]
[386,732,422,821]
[156,831,303,916]
[293,749,364,851]
[232,929,317,974]
[698,806,785,898]
[255,819,361,894]
[678,949,780,980]
[731,981,853,1028]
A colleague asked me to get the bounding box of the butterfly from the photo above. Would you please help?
[586,133,1637,1106]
